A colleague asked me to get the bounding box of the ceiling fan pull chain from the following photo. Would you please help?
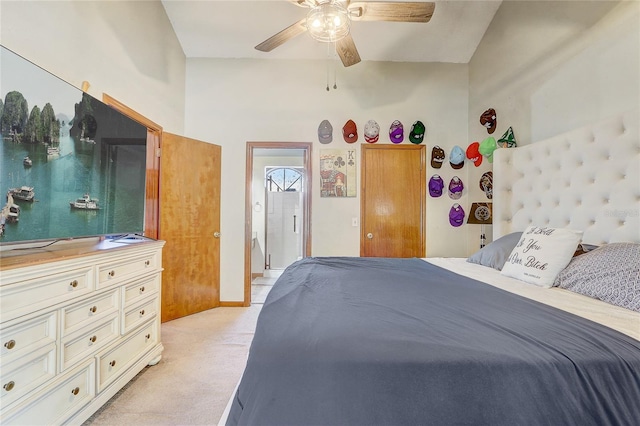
[326,62,330,92]
[331,42,337,90]
[324,42,339,91]
[333,61,337,90]
[326,42,331,91]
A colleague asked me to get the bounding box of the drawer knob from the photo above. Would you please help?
[145,333,151,340]
[4,340,16,350]
[140,309,145,316]
[70,280,79,288]
[139,286,145,293]
[89,306,97,313]
[144,260,150,267]
[89,335,97,343]
[108,270,115,278]
[109,360,116,367]
[3,381,15,392]
[71,387,80,396]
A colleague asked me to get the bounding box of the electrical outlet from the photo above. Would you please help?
[352,217,359,227]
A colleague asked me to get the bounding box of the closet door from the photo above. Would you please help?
[361,144,425,257]
[160,133,221,322]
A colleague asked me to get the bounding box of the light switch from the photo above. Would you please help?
[352,217,359,227]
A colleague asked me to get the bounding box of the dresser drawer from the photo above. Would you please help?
[1,359,94,426]
[0,344,56,409]
[122,295,158,335]
[0,268,93,323]
[97,252,158,289]
[97,320,157,392]
[61,289,119,337]
[122,274,160,308]
[0,311,57,361]
[60,315,118,372]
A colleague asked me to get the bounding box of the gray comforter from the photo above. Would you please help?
[227,257,640,425]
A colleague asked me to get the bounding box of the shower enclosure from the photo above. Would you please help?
[264,167,304,271]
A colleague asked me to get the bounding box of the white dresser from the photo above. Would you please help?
[0,238,165,425]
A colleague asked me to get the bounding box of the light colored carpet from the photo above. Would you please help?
[251,277,276,304]
[83,305,262,425]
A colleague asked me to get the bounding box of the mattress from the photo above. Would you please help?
[426,258,640,341]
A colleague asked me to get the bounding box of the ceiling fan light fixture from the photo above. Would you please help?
[306,2,350,43]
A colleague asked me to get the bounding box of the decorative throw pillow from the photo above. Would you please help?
[500,226,582,288]
[554,242,640,312]
[467,232,523,270]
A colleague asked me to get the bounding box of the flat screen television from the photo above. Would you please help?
[0,46,148,247]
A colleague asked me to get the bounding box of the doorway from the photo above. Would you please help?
[244,142,312,305]
[103,94,222,321]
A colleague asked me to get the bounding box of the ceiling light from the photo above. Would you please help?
[306,2,350,43]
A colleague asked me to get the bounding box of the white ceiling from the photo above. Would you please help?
[161,1,502,64]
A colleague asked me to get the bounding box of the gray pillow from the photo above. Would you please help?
[467,232,523,271]
[554,242,640,312]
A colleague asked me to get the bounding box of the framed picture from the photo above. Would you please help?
[320,148,356,197]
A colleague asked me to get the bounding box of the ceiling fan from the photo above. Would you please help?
[255,0,436,67]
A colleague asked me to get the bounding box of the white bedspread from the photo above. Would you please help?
[425,257,640,341]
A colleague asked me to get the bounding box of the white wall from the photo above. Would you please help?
[185,59,470,301]
[7,1,635,303]
[0,0,186,134]
[467,0,640,247]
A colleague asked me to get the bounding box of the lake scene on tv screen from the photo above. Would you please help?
[0,46,147,244]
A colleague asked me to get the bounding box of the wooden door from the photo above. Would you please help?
[160,133,221,321]
[361,145,425,257]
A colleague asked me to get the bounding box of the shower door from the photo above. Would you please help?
[265,190,303,270]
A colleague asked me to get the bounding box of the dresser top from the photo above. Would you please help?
[0,237,165,271]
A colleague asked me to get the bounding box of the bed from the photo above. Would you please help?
[225,110,640,425]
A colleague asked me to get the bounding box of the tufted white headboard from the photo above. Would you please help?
[494,109,639,245]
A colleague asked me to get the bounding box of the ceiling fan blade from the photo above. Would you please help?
[336,34,361,67]
[290,0,317,7]
[349,2,435,23]
[255,18,308,52]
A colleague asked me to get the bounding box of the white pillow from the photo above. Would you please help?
[500,226,582,288]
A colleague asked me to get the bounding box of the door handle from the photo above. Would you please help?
[293,215,297,233]
[214,232,221,238]
[367,233,373,239]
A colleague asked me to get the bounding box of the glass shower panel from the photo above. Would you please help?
[266,191,302,269]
